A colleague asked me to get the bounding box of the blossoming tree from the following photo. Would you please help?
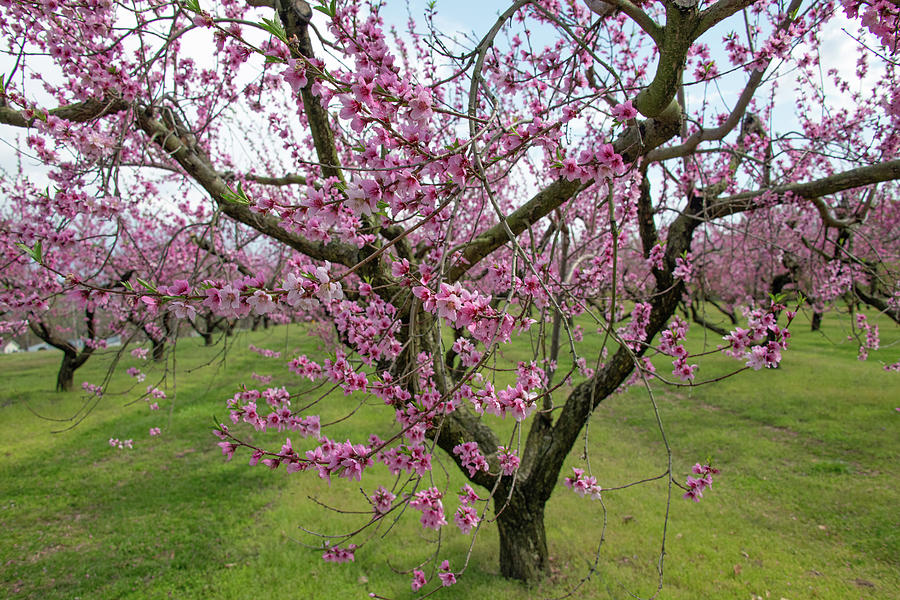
[1,0,898,589]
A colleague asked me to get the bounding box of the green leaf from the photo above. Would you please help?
[121,281,134,291]
[222,181,252,205]
[14,240,42,264]
[259,17,288,44]
[313,0,334,18]
[182,0,202,14]
[264,54,287,64]
[136,278,158,293]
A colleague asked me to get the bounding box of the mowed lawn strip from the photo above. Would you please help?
[0,311,897,598]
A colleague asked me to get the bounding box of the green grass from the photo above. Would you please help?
[0,311,897,599]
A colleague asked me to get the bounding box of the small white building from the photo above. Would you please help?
[2,340,21,354]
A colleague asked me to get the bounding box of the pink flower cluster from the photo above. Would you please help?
[497,446,520,476]
[454,483,481,535]
[842,0,900,53]
[854,313,880,361]
[304,438,373,482]
[332,296,401,364]
[109,438,133,450]
[251,372,273,384]
[452,337,482,367]
[658,317,697,382]
[619,302,652,350]
[408,487,447,530]
[411,569,427,592]
[683,463,720,502]
[722,306,791,371]
[82,382,103,397]
[287,355,323,380]
[226,387,320,437]
[647,243,665,270]
[322,544,356,564]
[673,252,694,282]
[126,367,145,382]
[438,560,457,587]
[469,381,537,421]
[370,485,395,515]
[413,281,520,345]
[552,144,626,184]
[452,441,488,477]
[563,467,602,500]
[248,343,281,358]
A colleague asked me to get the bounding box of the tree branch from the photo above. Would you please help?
[705,160,900,221]
[697,0,759,36]
[0,96,128,128]
[447,103,683,282]
[585,0,663,44]
[135,108,362,267]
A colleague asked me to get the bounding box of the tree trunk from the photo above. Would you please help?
[496,492,549,582]
[810,310,822,331]
[202,332,213,346]
[152,338,166,361]
[56,351,77,392]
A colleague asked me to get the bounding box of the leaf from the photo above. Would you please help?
[136,278,158,293]
[182,0,202,14]
[14,240,42,264]
[222,181,252,205]
[313,0,334,18]
[259,17,288,44]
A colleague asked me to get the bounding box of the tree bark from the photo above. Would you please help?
[151,337,166,362]
[496,490,549,582]
[56,350,78,392]
[810,310,822,331]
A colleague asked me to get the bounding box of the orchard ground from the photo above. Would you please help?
[0,311,897,600]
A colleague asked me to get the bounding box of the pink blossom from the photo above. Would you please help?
[411,569,427,591]
[611,100,637,121]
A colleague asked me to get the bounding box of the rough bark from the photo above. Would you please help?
[496,489,549,581]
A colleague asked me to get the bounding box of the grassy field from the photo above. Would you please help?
[0,311,897,599]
